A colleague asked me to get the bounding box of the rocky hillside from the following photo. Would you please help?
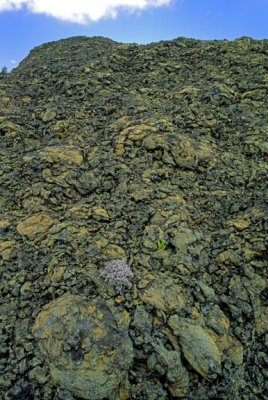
[0,36,267,400]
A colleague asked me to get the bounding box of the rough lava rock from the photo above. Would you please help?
[0,35,267,399]
[32,293,134,399]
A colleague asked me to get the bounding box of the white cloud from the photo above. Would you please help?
[11,59,18,64]
[0,0,172,23]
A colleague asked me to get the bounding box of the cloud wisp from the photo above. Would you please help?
[0,0,173,23]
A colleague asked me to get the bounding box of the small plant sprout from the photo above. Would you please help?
[157,240,167,250]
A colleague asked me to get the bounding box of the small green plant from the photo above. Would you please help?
[157,240,167,250]
[0,66,8,77]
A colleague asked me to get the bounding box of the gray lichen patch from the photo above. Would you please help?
[100,259,134,292]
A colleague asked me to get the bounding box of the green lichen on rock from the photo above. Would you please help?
[32,293,134,399]
[168,315,222,380]
[0,35,267,399]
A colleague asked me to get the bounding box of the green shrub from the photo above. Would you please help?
[0,66,8,77]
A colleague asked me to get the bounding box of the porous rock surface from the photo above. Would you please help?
[0,36,267,399]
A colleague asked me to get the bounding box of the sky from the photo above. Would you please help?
[0,0,268,70]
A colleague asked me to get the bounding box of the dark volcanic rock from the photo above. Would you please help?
[32,293,134,399]
[0,35,267,399]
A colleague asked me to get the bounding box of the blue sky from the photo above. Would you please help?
[0,0,268,70]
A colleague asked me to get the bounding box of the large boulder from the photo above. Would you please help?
[32,293,134,399]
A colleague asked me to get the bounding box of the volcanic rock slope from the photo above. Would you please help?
[0,36,267,399]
